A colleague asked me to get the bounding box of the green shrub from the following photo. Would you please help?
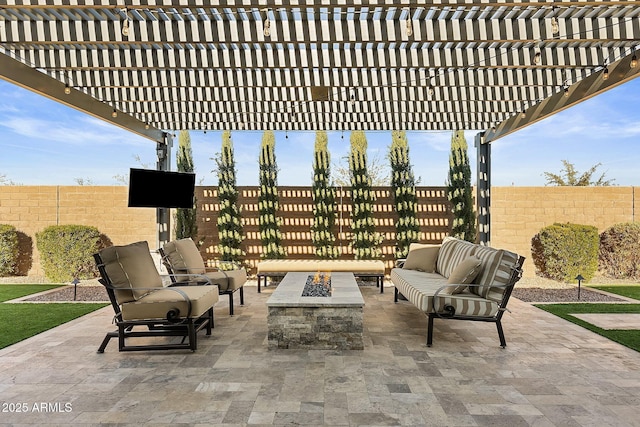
[599,222,640,280]
[35,225,103,282]
[531,223,599,282]
[0,224,19,276]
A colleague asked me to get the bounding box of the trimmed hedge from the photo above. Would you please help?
[0,224,19,276]
[532,223,599,283]
[35,225,103,282]
[599,222,640,280]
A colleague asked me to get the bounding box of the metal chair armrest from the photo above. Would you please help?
[431,283,512,319]
[162,273,214,287]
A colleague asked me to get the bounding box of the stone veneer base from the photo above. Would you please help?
[266,272,365,350]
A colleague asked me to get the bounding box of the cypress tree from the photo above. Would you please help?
[389,130,420,258]
[214,130,245,265]
[447,130,476,242]
[175,130,198,240]
[311,131,340,259]
[349,131,382,259]
[258,130,287,259]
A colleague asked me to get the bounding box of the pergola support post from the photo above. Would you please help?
[156,133,173,248]
[475,132,490,246]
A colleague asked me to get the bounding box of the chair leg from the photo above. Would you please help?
[118,324,127,351]
[228,292,234,316]
[379,275,384,294]
[394,287,399,303]
[426,314,434,347]
[240,287,245,305]
[257,275,261,293]
[188,320,197,351]
[496,320,507,348]
[206,307,213,335]
[97,331,117,353]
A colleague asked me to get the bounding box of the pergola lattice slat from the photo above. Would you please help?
[0,0,639,139]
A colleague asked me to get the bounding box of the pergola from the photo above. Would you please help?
[1,0,639,243]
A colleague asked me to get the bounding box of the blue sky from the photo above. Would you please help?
[1,77,639,187]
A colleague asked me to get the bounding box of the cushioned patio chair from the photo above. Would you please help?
[160,238,247,315]
[93,241,219,353]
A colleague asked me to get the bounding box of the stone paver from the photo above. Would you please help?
[571,313,640,330]
[1,282,639,426]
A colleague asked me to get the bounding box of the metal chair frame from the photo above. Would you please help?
[93,252,214,353]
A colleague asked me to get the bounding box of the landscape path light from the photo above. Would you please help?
[575,274,585,300]
[72,277,80,301]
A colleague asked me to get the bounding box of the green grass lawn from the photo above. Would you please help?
[0,284,107,350]
[589,285,640,301]
[0,284,64,302]
[535,303,640,352]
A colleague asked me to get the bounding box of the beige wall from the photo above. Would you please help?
[0,186,156,277]
[0,185,636,278]
[491,187,637,277]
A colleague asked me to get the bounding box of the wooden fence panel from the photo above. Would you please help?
[196,186,452,275]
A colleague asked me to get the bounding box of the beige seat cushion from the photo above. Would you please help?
[99,241,163,303]
[164,238,247,293]
[440,256,482,295]
[390,269,498,316]
[121,285,219,321]
[221,268,246,291]
[257,259,384,274]
[205,268,247,292]
[431,291,500,317]
[403,243,440,273]
[163,238,207,274]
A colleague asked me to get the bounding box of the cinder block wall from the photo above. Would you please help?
[491,187,637,277]
[0,186,156,278]
[0,185,636,279]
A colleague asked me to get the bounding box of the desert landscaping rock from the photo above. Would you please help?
[512,287,624,303]
[25,286,108,302]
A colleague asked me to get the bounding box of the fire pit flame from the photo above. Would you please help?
[303,272,332,297]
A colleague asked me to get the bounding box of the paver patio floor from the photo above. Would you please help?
[571,313,640,330]
[1,281,639,426]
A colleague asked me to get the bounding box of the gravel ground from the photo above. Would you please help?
[23,285,109,302]
[512,274,635,302]
[511,287,624,303]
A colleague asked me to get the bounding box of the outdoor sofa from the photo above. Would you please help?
[391,237,525,347]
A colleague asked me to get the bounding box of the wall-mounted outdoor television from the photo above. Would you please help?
[128,168,196,208]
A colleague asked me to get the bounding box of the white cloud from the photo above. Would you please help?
[495,78,640,150]
[0,103,22,114]
[0,115,150,147]
[407,130,455,152]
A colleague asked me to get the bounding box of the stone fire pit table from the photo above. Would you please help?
[266,272,365,350]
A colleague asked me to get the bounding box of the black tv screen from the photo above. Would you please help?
[128,168,196,208]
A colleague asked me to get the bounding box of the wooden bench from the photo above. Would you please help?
[256,259,386,293]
